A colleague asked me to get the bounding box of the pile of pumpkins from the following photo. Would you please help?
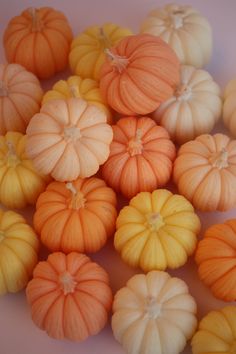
[1,3,236,354]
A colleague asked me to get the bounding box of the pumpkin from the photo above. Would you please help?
[152,65,222,144]
[0,63,43,135]
[223,78,236,137]
[0,131,48,209]
[99,33,180,116]
[42,75,112,124]
[140,3,212,68]
[0,209,39,295]
[26,252,112,341]
[69,23,132,81]
[114,189,200,272]
[33,177,117,253]
[26,98,113,181]
[102,116,176,199]
[195,219,236,302]
[112,271,197,354]
[3,7,73,79]
[191,306,236,354]
[173,133,236,211]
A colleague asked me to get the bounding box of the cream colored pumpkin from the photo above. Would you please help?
[112,271,197,354]
[140,3,212,68]
[223,79,236,137]
[153,65,222,144]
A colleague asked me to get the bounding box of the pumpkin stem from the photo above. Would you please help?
[64,126,81,142]
[127,129,143,156]
[66,182,86,209]
[69,85,80,98]
[5,141,20,167]
[144,296,162,319]
[170,12,184,29]
[209,148,228,169]
[175,83,192,100]
[105,49,129,73]
[28,7,42,32]
[99,27,112,48]
[59,271,77,295]
[145,212,165,232]
[0,80,8,97]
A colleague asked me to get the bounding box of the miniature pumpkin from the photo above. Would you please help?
[141,3,212,68]
[42,75,112,124]
[112,271,197,354]
[153,65,222,144]
[0,132,48,209]
[69,23,132,81]
[3,7,73,79]
[0,63,43,135]
[0,209,39,295]
[102,116,176,199]
[223,78,236,137]
[173,133,236,211]
[34,177,117,253]
[192,306,236,354]
[26,252,112,341]
[100,33,180,116]
[26,98,113,181]
[114,189,200,272]
[195,219,236,302]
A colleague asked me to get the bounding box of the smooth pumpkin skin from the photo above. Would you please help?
[0,132,48,209]
[223,78,236,137]
[26,252,113,341]
[0,209,39,295]
[173,133,236,211]
[69,23,132,81]
[102,116,176,199]
[141,3,212,68]
[153,65,222,144]
[0,63,43,134]
[100,33,180,116]
[3,7,73,79]
[42,75,112,124]
[33,177,117,253]
[192,306,236,354]
[26,98,113,181]
[195,219,236,302]
[112,271,197,354]
[114,189,200,272]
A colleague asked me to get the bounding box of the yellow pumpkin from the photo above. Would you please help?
[42,75,112,124]
[0,209,39,295]
[69,23,132,81]
[114,189,201,272]
[0,131,48,209]
[192,306,236,354]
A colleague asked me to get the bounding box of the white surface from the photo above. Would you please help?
[1,1,236,353]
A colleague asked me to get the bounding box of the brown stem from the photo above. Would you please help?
[28,7,42,31]
[127,129,143,156]
[99,27,112,48]
[105,48,129,73]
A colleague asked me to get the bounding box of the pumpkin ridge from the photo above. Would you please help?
[41,293,64,330]
[5,231,38,250]
[209,262,236,289]
[29,285,59,305]
[125,70,157,104]
[11,31,31,62]
[159,315,188,339]
[9,89,41,106]
[70,293,90,334]
[198,327,231,344]
[58,210,75,250]
[74,285,109,309]
[164,229,195,254]
[0,256,8,292]
[1,241,30,274]
[220,310,235,340]
[40,31,57,72]
[7,95,26,125]
[44,26,69,52]
[14,166,31,203]
[176,163,210,187]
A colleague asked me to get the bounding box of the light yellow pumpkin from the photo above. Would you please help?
[69,23,132,81]
[153,65,222,144]
[42,75,112,124]
[0,131,48,209]
[112,271,197,354]
[0,209,39,295]
[114,189,201,272]
[192,306,236,354]
[140,3,212,68]
[223,78,236,137]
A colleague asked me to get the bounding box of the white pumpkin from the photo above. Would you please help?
[112,271,197,354]
[223,79,236,137]
[152,65,222,144]
[140,3,212,68]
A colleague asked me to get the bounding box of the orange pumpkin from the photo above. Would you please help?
[26,252,113,341]
[3,7,73,79]
[173,134,236,211]
[26,98,113,181]
[102,116,176,199]
[195,219,236,302]
[100,33,180,115]
[33,177,117,253]
[0,63,43,134]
